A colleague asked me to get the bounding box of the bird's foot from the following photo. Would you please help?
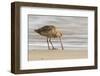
[48,48,51,50]
[52,47,58,50]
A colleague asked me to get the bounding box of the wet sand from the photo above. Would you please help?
[28,48,88,61]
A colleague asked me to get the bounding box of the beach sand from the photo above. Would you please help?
[28,48,88,61]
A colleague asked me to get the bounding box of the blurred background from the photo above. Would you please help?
[28,15,88,50]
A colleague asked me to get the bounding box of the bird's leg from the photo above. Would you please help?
[49,38,55,50]
[59,37,64,50]
[47,37,50,50]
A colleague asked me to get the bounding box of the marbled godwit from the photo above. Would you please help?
[35,25,64,50]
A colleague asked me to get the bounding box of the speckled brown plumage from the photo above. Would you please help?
[34,25,64,50]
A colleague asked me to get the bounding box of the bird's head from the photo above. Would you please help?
[54,31,62,38]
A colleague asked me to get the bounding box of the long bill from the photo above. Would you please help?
[59,37,64,50]
[47,37,50,50]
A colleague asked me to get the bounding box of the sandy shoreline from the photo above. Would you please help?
[28,48,88,61]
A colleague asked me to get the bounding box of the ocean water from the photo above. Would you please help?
[28,15,88,50]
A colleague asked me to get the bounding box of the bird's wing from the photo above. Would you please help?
[39,26,53,32]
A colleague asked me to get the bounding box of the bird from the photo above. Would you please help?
[34,25,64,50]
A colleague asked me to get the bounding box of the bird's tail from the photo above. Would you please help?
[34,29,40,33]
